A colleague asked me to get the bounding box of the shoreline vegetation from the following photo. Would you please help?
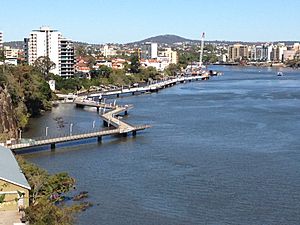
[16,156,91,225]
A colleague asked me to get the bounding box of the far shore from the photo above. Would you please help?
[212,62,300,68]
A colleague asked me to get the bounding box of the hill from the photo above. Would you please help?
[4,41,24,49]
[128,34,199,45]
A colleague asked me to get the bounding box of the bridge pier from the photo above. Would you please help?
[50,143,56,150]
[103,120,108,127]
[117,94,120,98]
[122,133,128,137]
[96,107,100,113]
[132,92,135,95]
[124,110,128,116]
[97,136,102,143]
[76,104,84,108]
[132,131,137,136]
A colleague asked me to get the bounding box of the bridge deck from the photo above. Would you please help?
[10,102,150,150]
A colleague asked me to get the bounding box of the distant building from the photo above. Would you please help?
[250,44,273,62]
[159,48,178,64]
[283,49,296,61]
[95,59,112,68]
[141,42,158,59]
[140,58,169,71]
[0,31,3,48]
[293,43,300,51]
[228,44,249,62]
[271,43,287,62]
[60,38,75,77]
[24,26,75,77]
[111,58,128,69]
[102,45,117,57]
[75,56,91,74]
[0,146,31,211]
[3,46,19,65]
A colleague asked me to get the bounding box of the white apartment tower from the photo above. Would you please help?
[24,26,74,77]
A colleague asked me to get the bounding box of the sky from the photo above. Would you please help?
[1,0,299,44]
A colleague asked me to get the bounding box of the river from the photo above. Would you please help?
[23,66,300,225]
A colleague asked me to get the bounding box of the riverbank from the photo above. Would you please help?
[214,61,300,68]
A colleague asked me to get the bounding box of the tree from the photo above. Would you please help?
[98,65,112,78]
[0,49,5,62]
[33,56,56,80]
[16,156,79,225]
[129,53,140,73]
[87,56,96,69]
[141,66,159,80]
[75,45,87,57]
[164,63,180,77]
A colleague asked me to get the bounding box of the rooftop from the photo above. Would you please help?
[0,146,31,190]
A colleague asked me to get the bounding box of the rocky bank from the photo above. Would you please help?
[0,86,18,142]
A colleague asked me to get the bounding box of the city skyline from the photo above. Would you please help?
[1,0,300,43]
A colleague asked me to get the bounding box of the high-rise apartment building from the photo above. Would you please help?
[60,38,75,77]
[24,26,74,77]
[141,42,158,59]
[228,44,249,62]
[271,43,287,62]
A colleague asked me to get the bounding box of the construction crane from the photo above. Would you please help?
[199,32,205,68]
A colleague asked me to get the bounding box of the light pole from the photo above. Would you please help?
[70,123,73,136]
[45,127,48,137]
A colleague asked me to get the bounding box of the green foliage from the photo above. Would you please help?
[139,67,160,80]
[0,64,53,127]
[178,50,199,68]
[178,44,219,68]
[33,56,56,80]
[86,56,96,69]
[129,53,140,73]
[0,49,5,61]
[16,156,78,225]
[164,63,180,76]
[90,65,112,78]
[0,194,5,203]
[75,45,87,57]
[25,198,78,225]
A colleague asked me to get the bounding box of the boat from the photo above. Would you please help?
[277,72,284,76]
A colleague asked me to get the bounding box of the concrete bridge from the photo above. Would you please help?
[9,102,150,151]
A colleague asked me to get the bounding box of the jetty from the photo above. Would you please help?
[80,75,209,99]
[9,102,150,151]
[55,75,209,101]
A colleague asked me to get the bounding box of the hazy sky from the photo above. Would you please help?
[1,0,299,43]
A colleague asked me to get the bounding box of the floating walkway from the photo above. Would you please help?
[79,75,209,99]
[9,102,150,151]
